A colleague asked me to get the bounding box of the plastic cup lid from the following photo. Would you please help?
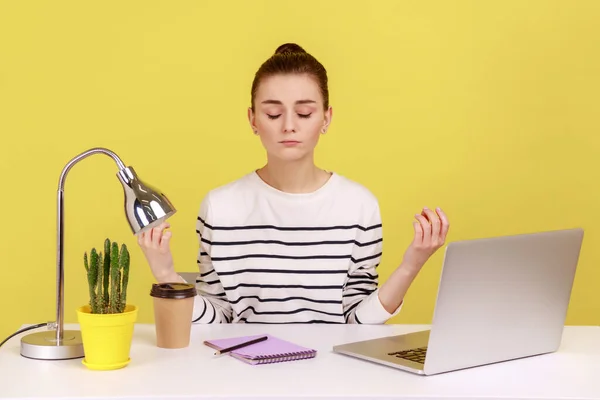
[150,282,196,299]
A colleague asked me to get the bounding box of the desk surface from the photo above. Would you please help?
[1,323,598,400]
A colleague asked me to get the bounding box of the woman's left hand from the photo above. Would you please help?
[401,207,450,272]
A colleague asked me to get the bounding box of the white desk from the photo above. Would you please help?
[1,324,599,400]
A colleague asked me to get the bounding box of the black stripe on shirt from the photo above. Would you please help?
[217,268,347,276]
[199,279,221,286]
[199,269,214,278]
[197,290,227,298]
[199,236,383,248]
[343,288,377,297]
[198,217,381,232]
[192,297,208,323]
[237,305,343,318]
[210,253,349,261]
[223,283,343,291]
[348,272,379,279]
[344,300,361,319]
[208,252,382,263]
[239,318,343,324]
[228,295,342,305]
[208,303,216,323]
[345,279,377,287]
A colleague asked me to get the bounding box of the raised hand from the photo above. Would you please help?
[137,222,176,283]
[402,207,450,272]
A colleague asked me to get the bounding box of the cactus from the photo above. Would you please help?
[96,253,105,312]
[103,238,110,306]
[83,238,131,314]
[120,244,130,311]
[109,242,119,313]
[88,249,99,313]
[84,251,97,314]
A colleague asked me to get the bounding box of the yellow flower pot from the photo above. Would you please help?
[76,304,138,370]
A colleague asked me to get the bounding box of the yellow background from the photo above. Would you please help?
[1,1,598,341]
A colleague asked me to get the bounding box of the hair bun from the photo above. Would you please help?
[274,43,306,55]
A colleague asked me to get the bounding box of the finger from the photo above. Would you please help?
[153,222,170,233]
[136,232,144,246]
[159,230,172,252]
[143,228,153,248]
[160,222,171,240]
[413,221,423,245]
[151,226,163,247]
[154,222,171,247]
[414,214,431,243]
[422,207,440,244]
[436,207,450,241]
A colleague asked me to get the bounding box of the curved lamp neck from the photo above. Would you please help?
[55,147,127,342]
[58,148,126,191]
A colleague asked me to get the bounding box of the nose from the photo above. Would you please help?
[282,114,296,133]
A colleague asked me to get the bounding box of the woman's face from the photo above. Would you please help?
[249,73,332,163]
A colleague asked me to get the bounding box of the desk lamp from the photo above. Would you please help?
[20,147,176,360]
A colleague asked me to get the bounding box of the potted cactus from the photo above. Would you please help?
[76,238,138,370]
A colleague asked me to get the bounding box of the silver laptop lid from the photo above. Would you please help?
[424,228,584,375]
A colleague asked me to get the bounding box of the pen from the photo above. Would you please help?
[214,335,269,356]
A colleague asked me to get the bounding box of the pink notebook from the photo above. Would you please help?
[203,334,317,365]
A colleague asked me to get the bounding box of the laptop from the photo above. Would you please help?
[333,228,584,375]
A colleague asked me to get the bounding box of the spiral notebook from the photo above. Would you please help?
[203,334,317,365]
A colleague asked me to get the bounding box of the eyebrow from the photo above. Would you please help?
[261,99,317,105]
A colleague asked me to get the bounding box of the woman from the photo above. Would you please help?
[138,43,449,324]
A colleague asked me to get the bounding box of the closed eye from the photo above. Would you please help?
[267,113,312,119]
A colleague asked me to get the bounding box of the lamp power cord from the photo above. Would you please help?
[0,322,54,348]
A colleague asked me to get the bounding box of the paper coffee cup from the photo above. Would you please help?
[150,282,196,349]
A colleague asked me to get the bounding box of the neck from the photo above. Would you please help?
[257,155,330,194]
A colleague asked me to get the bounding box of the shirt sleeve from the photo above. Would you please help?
[190,194,233,323]
[342,202,402,324]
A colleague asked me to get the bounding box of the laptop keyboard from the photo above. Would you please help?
[388,347,427,364]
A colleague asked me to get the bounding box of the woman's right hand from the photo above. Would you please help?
[137,222,180,283]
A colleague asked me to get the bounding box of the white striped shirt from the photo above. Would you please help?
[190,171,402,324]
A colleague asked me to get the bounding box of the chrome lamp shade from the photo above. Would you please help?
[20,147,176,360]
[118,166,176,234]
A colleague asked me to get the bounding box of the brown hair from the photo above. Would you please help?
[250,43,329,111]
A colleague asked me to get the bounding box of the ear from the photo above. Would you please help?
[322,106,333,134]
[248,107,258,134]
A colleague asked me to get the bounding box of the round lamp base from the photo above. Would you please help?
[20,330,84,360]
